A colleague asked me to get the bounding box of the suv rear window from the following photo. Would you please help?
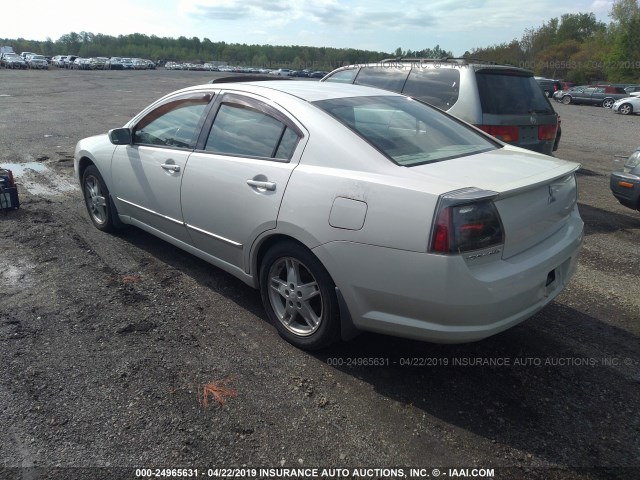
[476,70,553,115]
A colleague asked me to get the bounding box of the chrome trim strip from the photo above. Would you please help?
[116,197,184,226]
[185,223,243,247]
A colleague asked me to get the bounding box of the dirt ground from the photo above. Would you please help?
[0,69,639,480]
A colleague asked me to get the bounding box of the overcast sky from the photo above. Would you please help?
[3,0,616,55]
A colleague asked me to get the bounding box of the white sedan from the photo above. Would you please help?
[612,96,640,115]
[74,81,584,350]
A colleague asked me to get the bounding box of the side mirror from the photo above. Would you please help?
[108,127,132,145]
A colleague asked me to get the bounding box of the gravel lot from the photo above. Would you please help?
[0,69,639,480]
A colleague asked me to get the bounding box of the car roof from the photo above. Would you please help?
[177,80,405,103]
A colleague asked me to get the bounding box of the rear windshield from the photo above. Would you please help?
[313,95,497,167]
[476,70,554,115]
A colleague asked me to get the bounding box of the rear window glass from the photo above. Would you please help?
[402,68,461,110]
[314,95,496,167]
[354,68,410,93]
[476,71,554,115]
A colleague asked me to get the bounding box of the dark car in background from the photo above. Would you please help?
[535,77,562,97]
[558,85,628,107]
[322,58,560,154]
[611,148,640,211]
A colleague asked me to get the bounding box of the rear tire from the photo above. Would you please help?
[260,241,340,350]
[561,96,572,105]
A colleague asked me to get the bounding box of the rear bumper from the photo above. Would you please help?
[610,171,640,210]
[313,210,584,344]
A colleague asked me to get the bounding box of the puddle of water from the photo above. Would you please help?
[1,162,78,196]
[1,162,48,176]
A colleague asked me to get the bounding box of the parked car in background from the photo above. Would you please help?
[322,58,560,154]
[610,148,640,211]
[535,77,562,97]
[106,57,124,70]
[0,52,13,67]
[27,54,48,69]
[74,81,583,350]
[612,96,640,116]
[63,55,78,68]
[2,53,27,69]
[553,85,584,101]
[132,58,147,69]
[51,55,66,67]
[624,85,640,95]
[558,85,628,107]
[310,70,328,78]
[121,58,134,70]
[271,68,293,76]
[73,57,93,70]
[89,57,108,69]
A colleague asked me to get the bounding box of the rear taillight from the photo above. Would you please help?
[538,123,557,141]
[430,188,504,254]
[477,125,519,143]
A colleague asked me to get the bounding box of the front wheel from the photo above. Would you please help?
[602,98,614,108]
[561,96,572,105]
[618,103,633,115]
[82,165,117,232]
[260,241,340,350]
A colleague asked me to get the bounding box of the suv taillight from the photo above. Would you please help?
[476,125,519,143]
[430,188,504,254]
[538,123,557,141]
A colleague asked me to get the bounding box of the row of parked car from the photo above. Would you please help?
[551,84,640,115]
[164,62,328,77]
[50,55,157,70]
[0,51,49,69]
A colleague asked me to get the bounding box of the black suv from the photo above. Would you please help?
[322,58,560,155]
[535,77,563,97]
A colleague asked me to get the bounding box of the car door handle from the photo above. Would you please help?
[246,179,276,191]
[161,163,180,172]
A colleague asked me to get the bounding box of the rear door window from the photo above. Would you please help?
[204,97,301,161]
[476,70,553,115]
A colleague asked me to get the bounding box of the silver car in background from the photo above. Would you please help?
[74,81,583,350]
[321,59,561,155]
[27,54,49,69]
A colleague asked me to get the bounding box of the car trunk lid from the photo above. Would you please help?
[412,146,580,259]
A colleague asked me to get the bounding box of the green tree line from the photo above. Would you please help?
[465,0,640,83]
[1,31,395,70]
